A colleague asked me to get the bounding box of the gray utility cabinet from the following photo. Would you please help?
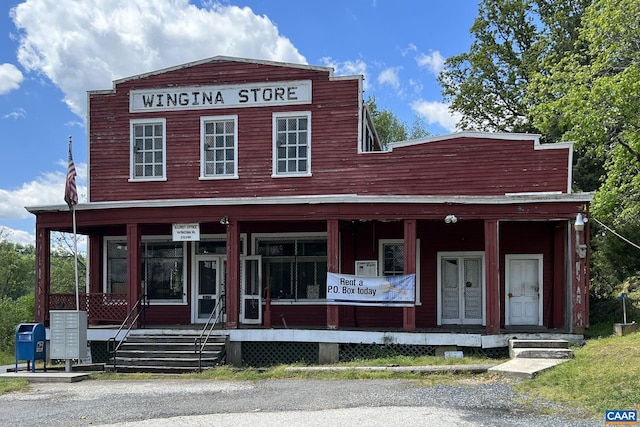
[50,310,87,360]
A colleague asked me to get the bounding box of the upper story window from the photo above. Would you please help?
[272,112,311,177]
[130,119,166,181]
[200,115,238,179]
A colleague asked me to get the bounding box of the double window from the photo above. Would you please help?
[130,119,166,181]
[272,112,311,177]
[200,115,238,179]
[256,236,326,300]
[105,238,186,304]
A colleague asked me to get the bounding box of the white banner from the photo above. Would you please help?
[326,272,415,307]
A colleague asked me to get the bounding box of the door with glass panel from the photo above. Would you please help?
[240,256,262,324]
[439,253,485,325]
[193,255,225,324]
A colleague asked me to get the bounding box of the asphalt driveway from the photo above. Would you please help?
[0,378,601,426]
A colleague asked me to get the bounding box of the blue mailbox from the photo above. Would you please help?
[15,323,47,373]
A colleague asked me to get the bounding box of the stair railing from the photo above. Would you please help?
[108,294,149,371]
[194,297,225,372]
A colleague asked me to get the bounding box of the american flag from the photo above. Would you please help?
[64,138,78,209]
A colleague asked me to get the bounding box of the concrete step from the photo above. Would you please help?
[508,339,573,359]
[489,358,570,379]
[509,339,569,349]
[511,348,574,359]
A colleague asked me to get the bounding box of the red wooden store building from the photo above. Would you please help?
[28,57,592,365]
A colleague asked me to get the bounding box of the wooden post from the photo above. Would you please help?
[484,219,500,334]
[226,219,240,329]
[327,219,340,329]
[126,223,141,325]
[35,226,51,324]
[403,219,416,331]
[553,225,566,329]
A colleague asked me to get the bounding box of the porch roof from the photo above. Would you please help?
[26,192,594,214]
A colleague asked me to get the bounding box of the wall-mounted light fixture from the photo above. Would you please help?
[220,216,229,226]
[574,213,586,232]
[444,214,458,224]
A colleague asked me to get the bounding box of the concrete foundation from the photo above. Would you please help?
[319,343,339,364]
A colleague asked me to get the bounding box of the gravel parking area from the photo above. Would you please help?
[0,378,601,426]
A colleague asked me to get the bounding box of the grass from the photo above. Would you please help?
[516,329,640,415]
[0,351,14,365]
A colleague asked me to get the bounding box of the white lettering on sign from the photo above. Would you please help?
[172,223,200,241]
[130,80,312,112]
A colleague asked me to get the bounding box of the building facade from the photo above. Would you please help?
[28,57,592,363]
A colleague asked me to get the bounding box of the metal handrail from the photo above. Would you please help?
[108,294,149,371]
[194,297,225,372]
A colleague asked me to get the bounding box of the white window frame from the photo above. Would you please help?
[272,111,312,177]
[378,239,421,305]
[103,236,187,305]
[129,118,167,182]
[200,115,239,180]
[436,251,486,325]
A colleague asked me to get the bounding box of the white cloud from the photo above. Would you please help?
[416,50,445,75]
[0,63,24,94]
[319,57,369,90]
[410,100,461,133]
[0,164,87,220]
[3,107,26,120]
[10,0,306,118]
[377,67,402,91]
[0,226,34,246]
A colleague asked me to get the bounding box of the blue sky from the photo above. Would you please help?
[0,0,479,245]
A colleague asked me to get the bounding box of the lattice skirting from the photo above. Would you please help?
[240,342,509,367]
[90,341,110,363]
[86,340,509,367]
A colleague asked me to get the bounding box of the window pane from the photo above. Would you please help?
[143,242,184,300]
[202,118,236,177]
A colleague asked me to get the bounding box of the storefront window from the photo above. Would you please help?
[104,238,185,303]
[257,238,326,300]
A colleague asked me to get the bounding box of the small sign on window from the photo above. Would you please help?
[172,223,200,241]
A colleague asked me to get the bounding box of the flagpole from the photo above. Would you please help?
[72,205,79,311]
[65,135,80,310]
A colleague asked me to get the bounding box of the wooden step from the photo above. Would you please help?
[111,333,228,373]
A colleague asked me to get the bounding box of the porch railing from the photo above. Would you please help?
[194,298,225,372]
[48,293,128,324]
[108,295,149,372]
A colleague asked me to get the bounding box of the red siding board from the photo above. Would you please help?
[89,60,570,203]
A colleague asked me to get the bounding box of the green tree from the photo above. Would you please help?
[439,0,540,133]
[0,293,34,355]
[0,237,35,300]
[50,232,86,294]
[365,97,429,146]
[530,0,640,291]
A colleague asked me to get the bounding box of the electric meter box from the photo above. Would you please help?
[50,310,87,360]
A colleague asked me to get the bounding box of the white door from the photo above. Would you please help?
[240,256,262,325]
[439,253,485,325]
[193,255,225,324]
[506,255,543,326]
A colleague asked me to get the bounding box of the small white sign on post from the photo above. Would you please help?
[172,223,200,241]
